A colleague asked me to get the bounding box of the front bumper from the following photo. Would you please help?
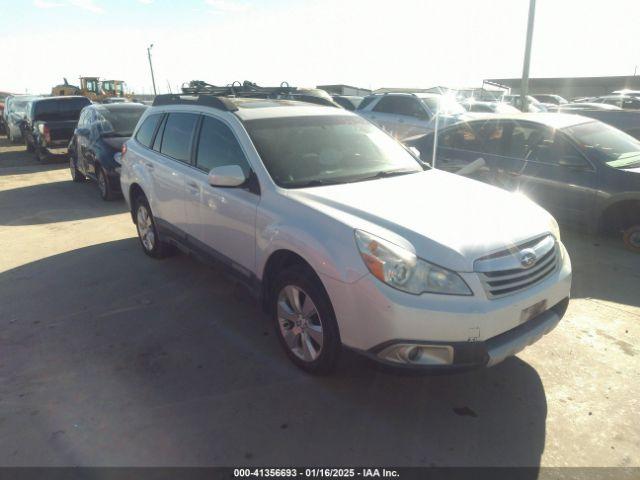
[321,242,572,370]
[360,298,567,371]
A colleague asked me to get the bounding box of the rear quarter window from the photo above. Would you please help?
[135,113,162,148]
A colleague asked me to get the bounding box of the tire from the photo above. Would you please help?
[133,194,173,259]
[623,225,640,253]
[96,166,116,201]
[36,147,49,162]
[271,265,341,374]
[69,155,85,183]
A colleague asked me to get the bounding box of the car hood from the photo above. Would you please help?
[286,170,557,272]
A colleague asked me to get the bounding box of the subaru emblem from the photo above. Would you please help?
[519,249,537,268]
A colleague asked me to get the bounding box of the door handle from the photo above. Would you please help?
[186,181,198,188]
[144,162,154,170]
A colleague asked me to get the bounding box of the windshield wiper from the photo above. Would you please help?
[287,179,346,188]
[351,168,420,183]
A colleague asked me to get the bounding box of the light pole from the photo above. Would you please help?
[520,0,536,112]
[147,44,157,96]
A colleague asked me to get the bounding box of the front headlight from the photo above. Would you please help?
[354,230,472,296]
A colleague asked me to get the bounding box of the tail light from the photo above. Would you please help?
[121,143,127,156]
[43,125,51,144]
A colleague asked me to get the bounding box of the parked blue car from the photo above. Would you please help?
[405,113,640,252]
[69,103,148,200]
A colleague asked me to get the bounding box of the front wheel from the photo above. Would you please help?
[271,265,341,374]
[623,225,640,253]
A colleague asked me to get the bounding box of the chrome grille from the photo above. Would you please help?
[474,235,559,299]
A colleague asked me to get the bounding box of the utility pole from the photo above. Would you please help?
[147,44,157,96]
[520,0,536,112]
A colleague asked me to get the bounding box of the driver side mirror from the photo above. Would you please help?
[208,165,247,188]
[75,127,90,137]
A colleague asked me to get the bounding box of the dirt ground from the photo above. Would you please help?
[0,135,638,468]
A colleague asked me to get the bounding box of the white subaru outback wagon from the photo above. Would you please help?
[120,93,572,374]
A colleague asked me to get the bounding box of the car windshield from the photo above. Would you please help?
[11,99,30,114]
[244,114,424,188]
[95,106,147,137]
[565,121,640,168]
[421,96,466,115]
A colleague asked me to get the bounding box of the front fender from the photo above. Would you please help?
[596,192,640,217]
[256,220,368,285]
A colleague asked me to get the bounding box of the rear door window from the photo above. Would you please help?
[160,113,198,162]
[135,113,162,148]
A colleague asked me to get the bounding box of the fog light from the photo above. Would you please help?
[378,343,454,366]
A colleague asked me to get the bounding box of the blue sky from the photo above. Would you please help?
[2,0,640,95]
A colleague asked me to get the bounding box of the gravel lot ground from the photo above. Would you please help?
[0,134,638,468]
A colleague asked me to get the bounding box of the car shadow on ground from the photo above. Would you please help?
[561,227,640,308]
[0,136,68,171]
[1,238,545,470]
[0,178,127,225]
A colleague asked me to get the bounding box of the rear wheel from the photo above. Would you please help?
[96,166,116,201]
[35,147,49,162]
[623,225,640,253]
[69,155,85,183]
[133,194,173,259]
[271,265,341,374]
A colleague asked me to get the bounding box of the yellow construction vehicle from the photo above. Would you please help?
[51,77,131,102]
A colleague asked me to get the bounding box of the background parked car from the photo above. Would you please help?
[405,114,640,251]
[331,95,363,111]
[461,99,521,114]
[3,95,40,143]
[592,94,640,110]
[69,102,148,200]
[548,103,640,139]
[21,96,91,161]
[532,94,568,107]
[550,102,622,112]
[357,92,467,139]
[501,95,548,112]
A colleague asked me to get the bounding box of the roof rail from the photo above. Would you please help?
[152,94,238,112]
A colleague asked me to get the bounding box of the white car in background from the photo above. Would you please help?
[120,94,571,374]
[356,92,468,140]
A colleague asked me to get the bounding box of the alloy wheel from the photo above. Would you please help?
[277,285,324,362]
[136,204,155,252]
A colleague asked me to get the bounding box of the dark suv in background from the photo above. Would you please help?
[69,102,148,200]
[406,113,640,252]
[21,96,91,161]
